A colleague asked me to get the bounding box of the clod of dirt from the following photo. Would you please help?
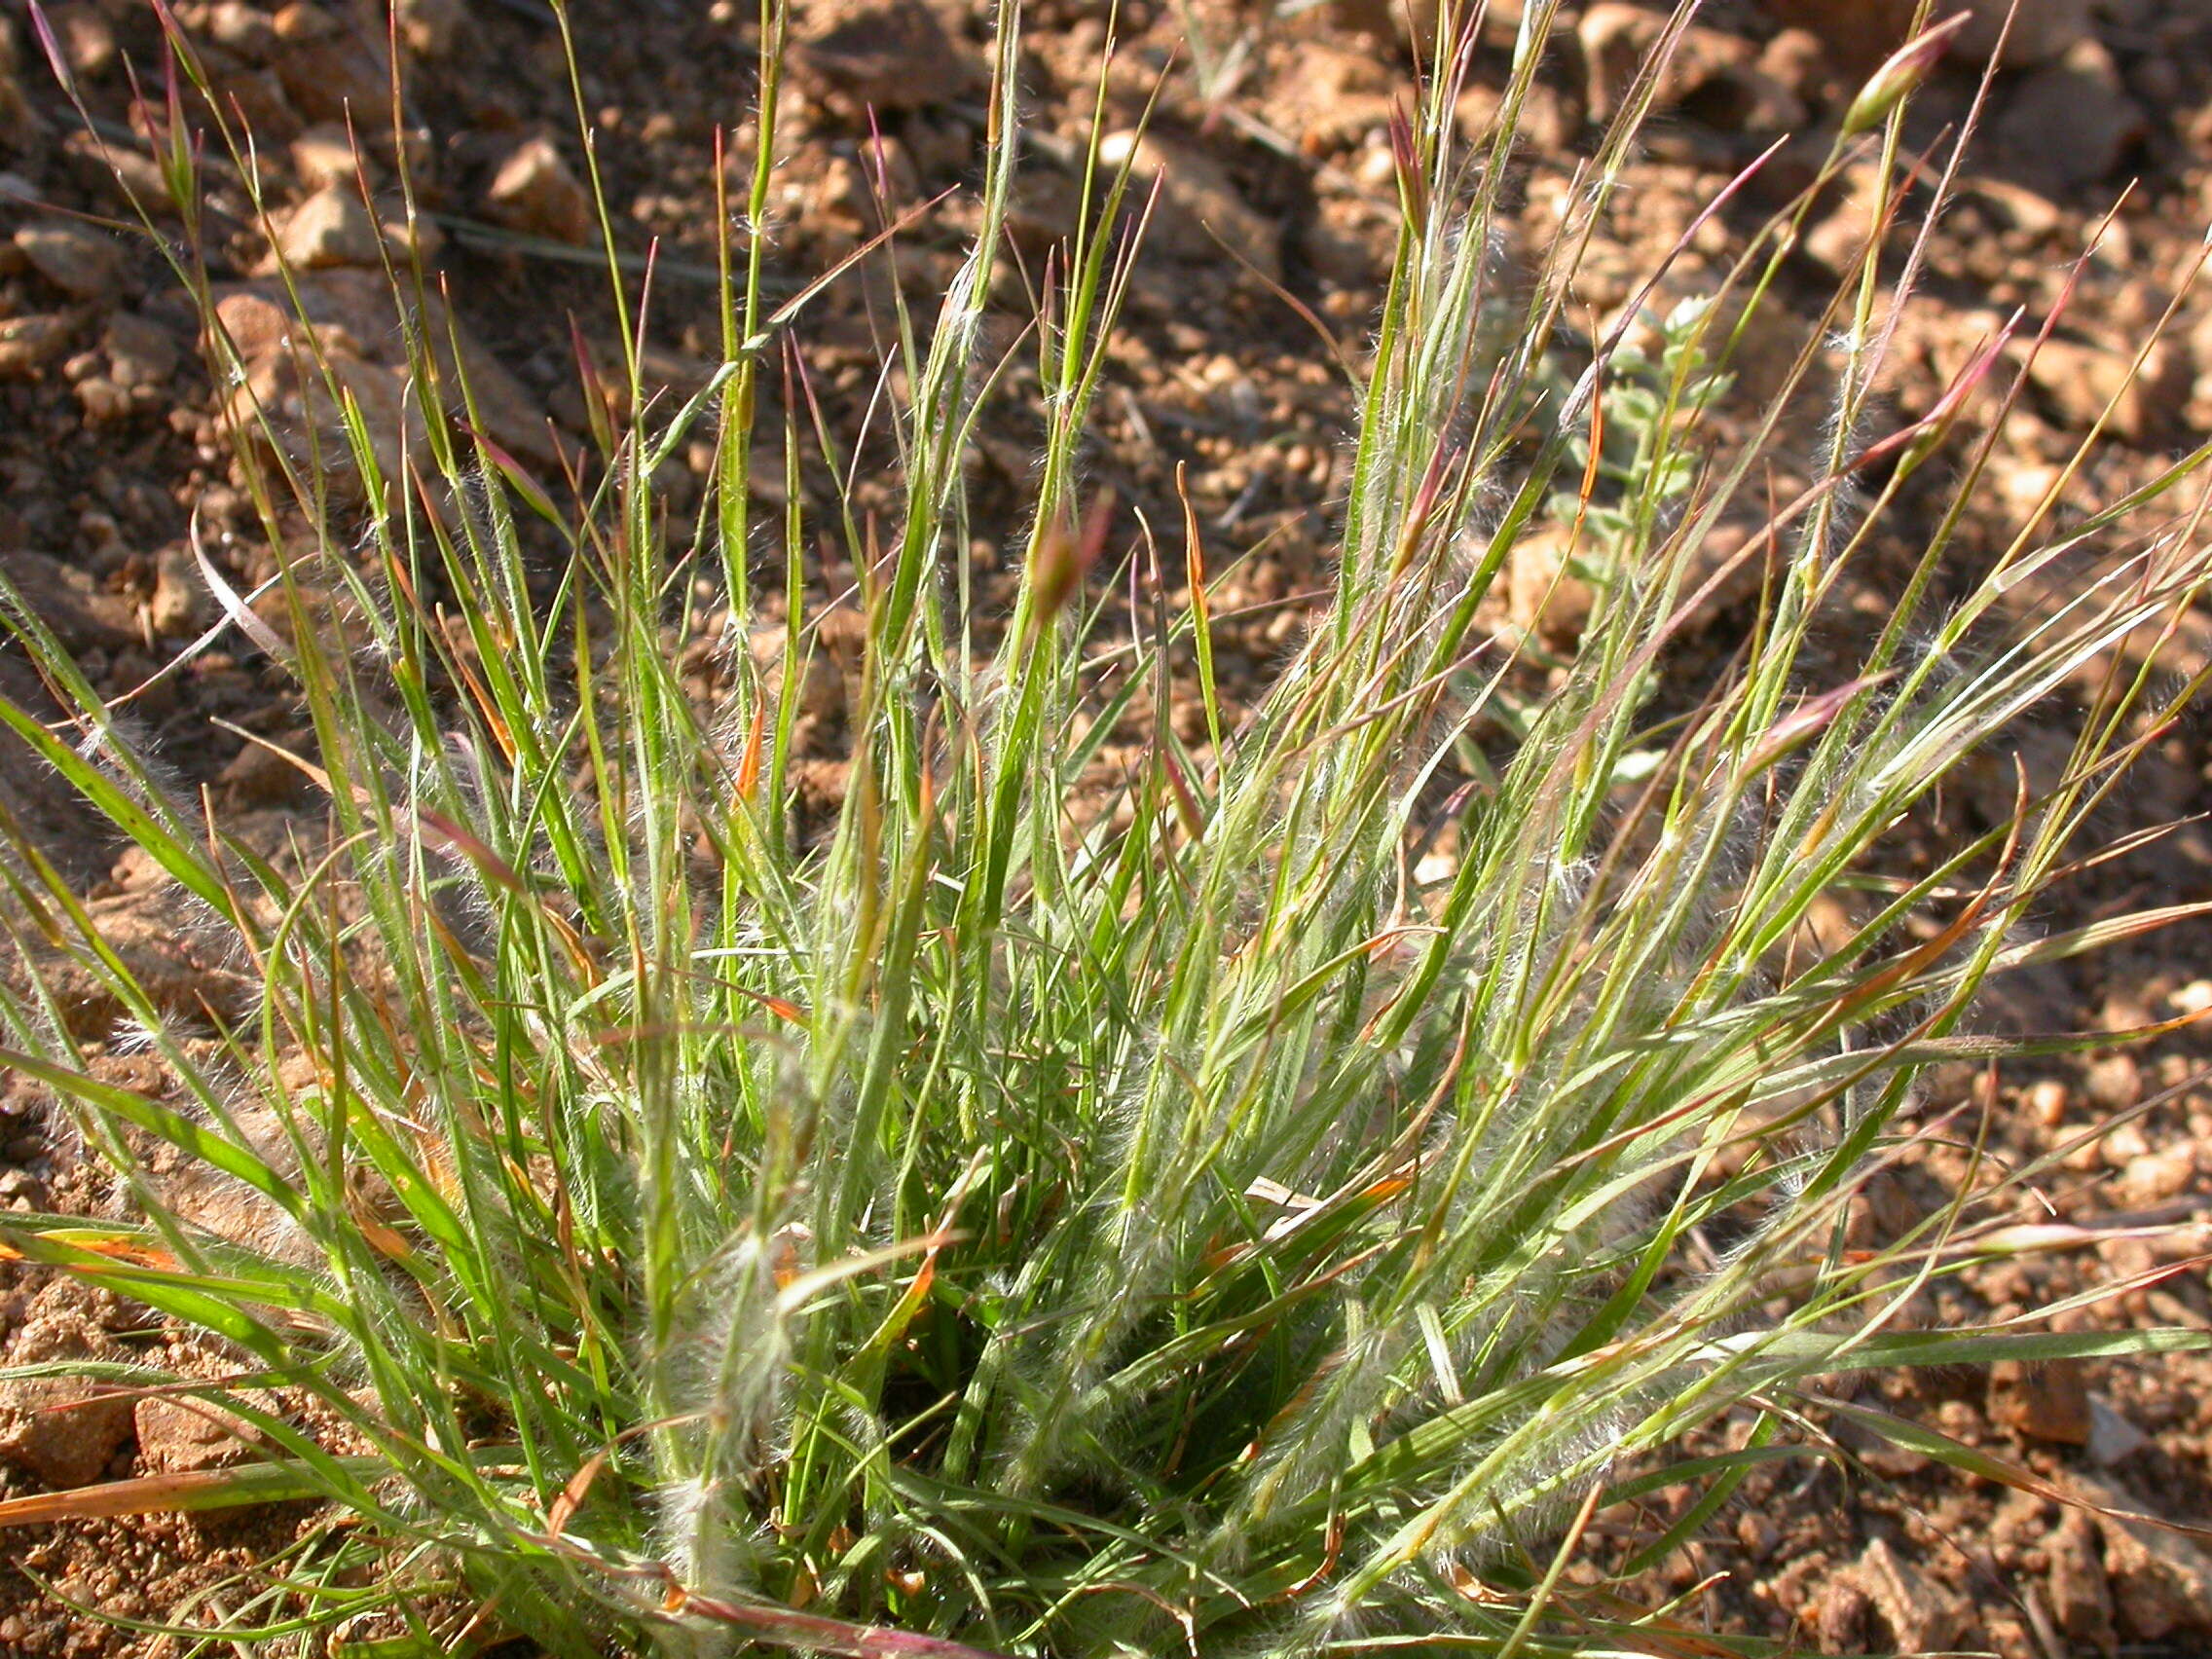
[1264,42,1394,156]
[0,549,139,651]
[0,310,86,379]
[1987,1357,2092,1445]
[13,221,126,302]
[482,133,594,247]
[133,1393,269,1474]
[269,2,393,129]
[100,311,181,391]
[0,1281,138,1490]
[793,0,982,114]
[146,544,203,640]
[0,1375,134,1490]
[1760,0,2089,71]
[2073,1470,2212,1642]
[1096,130,1282,283]
[217,728,314,807]
[1846,1536,1972,1654]
[1812,1573,1872,1651]
[208,266,552,501]
[395,0,471,59]
[1577,6,1755,126]
[2047,1509,2118,1647]
[7,885,260,1040]
[2044,1522,2115,1654]
[290,121,379,192]
[1505,527,1595,648]
[43,4,119,83]
[204,1,282,58]
[1993,40,2148,196]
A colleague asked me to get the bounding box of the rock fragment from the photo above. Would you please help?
[208,267,551,507]
[2047,1510,2116,1648]
[0,311,85,378]
[1849,1537,1972,1654]
[395,0,470,57]
[2087,1395,2152,1468]
[270,1,393,126]
[1952,0,2092,68]
[1578,6,1754,126]
[205,1,281,57]
[483,133,594,245]
[2015,336,2181,447]
[793,0,980,113]
[291,121,379,192]
[1759,0,2086,71]
[0,1282,136,1490]
[272,183,387,269]
[46,2,119,80]
[2073,1471,2212,1641]
[1994,39,2146,196]
[1505,527,1595,647]
[139,546,200,641]
[0,1374,134,1489]
[134,1394,270,1473]
[15,221,126,300]
[0,549,137,651]
[101,311,180,390]
[0,13,40,151]
[1097,130,1281,282]
[1987,1357,2092,1445]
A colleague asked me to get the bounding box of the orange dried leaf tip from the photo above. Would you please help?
[736,698,768,800]
[0,1233,177,1271]
[546,1450,610,1540]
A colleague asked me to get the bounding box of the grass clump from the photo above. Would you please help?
[3,0,2211,1653]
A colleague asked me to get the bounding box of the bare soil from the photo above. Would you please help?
[3,0,2212,1653]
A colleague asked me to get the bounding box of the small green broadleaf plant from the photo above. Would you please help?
[1547,295,1737,590]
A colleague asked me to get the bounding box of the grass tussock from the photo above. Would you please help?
[3,0,2212,1653]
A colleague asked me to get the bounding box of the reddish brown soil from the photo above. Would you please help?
[4,0,2212,1653]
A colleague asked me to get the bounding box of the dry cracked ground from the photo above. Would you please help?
[5,0,2212,1653]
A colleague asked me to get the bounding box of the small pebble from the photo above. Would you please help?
[2025,1077,2070,1127]
[2084,1052,2143,1113]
